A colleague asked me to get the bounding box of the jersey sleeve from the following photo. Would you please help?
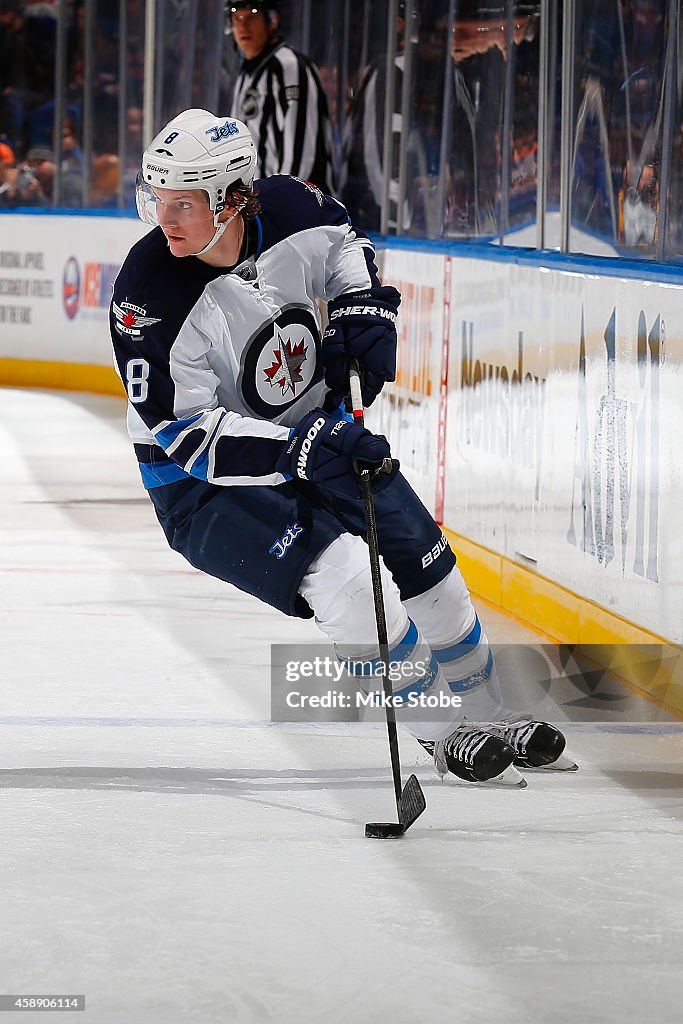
[256,176,384,299]
[110,234,290,488]
[324,223,383,299]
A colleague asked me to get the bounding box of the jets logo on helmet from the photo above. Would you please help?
[205,120,240,143]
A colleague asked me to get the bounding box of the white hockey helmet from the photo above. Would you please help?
[136,108,257,232]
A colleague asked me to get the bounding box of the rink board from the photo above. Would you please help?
[0,213,681,700]
[375,245,683,656]
[0,212,144,391]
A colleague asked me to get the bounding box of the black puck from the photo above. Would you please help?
[365,822,405,839]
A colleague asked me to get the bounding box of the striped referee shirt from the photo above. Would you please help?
[339,54,404,232]
[232,41,335,195]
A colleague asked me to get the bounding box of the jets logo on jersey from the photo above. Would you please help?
[264,328,307,396]
[112,299,161,340]
[240,307,323,418]
[268,522,304,560]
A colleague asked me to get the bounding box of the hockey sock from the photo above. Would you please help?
[299,533,462,741]
[403,566,506,721]
[337,617,463,742]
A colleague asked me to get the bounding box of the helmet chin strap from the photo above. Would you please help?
[189,219,228,257]
[189,199,246,258]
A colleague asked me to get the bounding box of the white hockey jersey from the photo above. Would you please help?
[110,176,380,490]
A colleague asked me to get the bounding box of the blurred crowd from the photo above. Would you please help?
[1,0,680,259]
[0,0,144,209]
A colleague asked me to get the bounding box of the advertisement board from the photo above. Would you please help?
[0,215,148,365]
[379,247,683,645]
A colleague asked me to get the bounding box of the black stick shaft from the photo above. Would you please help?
[349,363,403,814]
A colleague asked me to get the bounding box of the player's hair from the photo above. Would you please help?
[230,180,261,220]
[197,180,260,219]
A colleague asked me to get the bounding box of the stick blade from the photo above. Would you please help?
[399,773,426,831]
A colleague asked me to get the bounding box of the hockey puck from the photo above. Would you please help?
[364,822,405,839]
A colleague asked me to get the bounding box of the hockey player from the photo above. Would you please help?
[111,108,576,787]
[227,0,335,194]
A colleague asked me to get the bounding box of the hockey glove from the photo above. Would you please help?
[275,408,399,499]
[322,285,401,409]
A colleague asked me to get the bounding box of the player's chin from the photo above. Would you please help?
[165,235,192,257]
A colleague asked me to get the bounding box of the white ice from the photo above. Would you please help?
[1,389,682,1024]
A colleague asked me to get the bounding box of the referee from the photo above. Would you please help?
[227,1,336,194]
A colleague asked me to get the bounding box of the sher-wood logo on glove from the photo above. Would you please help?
[329,305,398,323]
[294,415,327,479]
[276,407,397,500]
[322,285,401,409]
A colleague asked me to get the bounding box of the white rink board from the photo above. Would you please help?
[0,214,148,364]
[368,250,445,509]
[379,248,683,646]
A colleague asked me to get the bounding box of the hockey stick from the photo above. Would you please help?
[348,361,426,839]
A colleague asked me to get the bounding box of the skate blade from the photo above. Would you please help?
[486,762,527,788]
[543,751,579,771]
[518,750,579,772]
[554,749,579,770]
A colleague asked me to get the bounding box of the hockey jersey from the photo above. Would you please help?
[110,175,380,491]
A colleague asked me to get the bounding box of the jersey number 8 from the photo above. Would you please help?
[125,357,149,403]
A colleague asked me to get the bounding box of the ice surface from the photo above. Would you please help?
[1,389,682,1024]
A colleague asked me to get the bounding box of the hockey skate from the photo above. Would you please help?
[480,714,578,771]
[418,723,527,788]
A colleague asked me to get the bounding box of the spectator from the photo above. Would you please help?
[126,104,144,157]
[120,104,144,206]
[444,2,538,237]
[619,156,658,249]
[61,117,83,174]
[0,0,57,153]
[0,0,29,151]
[3,145,83,207]
[89,153,119,208]
[0,156,46,208]
[0,136,15,167]
[226,0,335,194]
[0,137,17,204]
